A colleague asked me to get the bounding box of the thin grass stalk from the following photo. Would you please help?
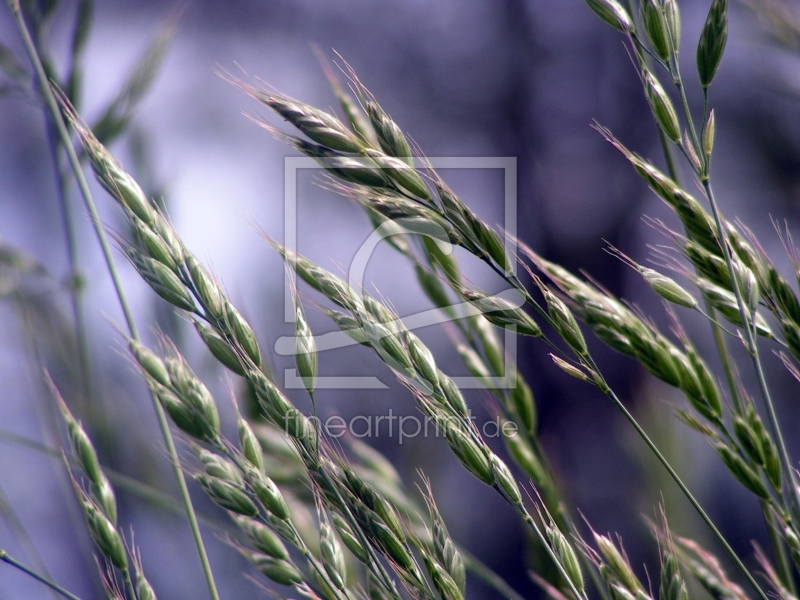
[0,550,82,600]
[6,4,221,599]
[44,120,95,421]
[594,375,769,600]
[0,483,60,600]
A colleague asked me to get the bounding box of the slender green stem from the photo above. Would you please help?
[706,300,743,413]
[123,568,137,600]
[7,4,221,599]
[762,500,798,596]
[702,178,800,526]
[597,383,770,600]
[0,550,82,600]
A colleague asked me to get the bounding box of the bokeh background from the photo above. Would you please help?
[2,0,800,597]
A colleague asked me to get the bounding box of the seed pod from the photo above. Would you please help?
[543,289,587,356]
[489,453,523,507]
[714,443,769,499]
[733,262,759,312]
[641,268,697,308]
[594,533,640,593]
[547,527,584,594]
[92,478,118,525]
[446,427,494,485]
[664,0,681,51]
[747,407,781,489]
[423,554,463,600]
[439,374,469,417]
[129,340,170,386]
[332,513,370,563]
[130,254,196,312]
[697,0,728,88]
[320,521,346,589]
[197,448,242,485]
[703,110,715,158]
[197,474,258,517]
[462,289,541,337]
[471,314,504,375]
[185,255,224,320]
[697,280,773,337]
[136,574,156,600]
[85,141,154,225]
[364,100,414,167]
[585,0,633,32]
[732,415,764,466]
[551,355,592,383]
[371,520,414,570]
[641,0,671,60]
[262,93,363,154]
[322,307,370,345]
[133,217,177,270]
[643,71,680,142]
[155,386,207,440]
[245,466,290,520]
[366,151,431,201]
[82,499,128,570]
[194,320,245,376]
[182,380,220,442]
[293,299,317,398]
[472,220,514,275]
[224,303,261,369]
[511,374,536,433]
[406,332,439,391]
[768,267,800,324]
[233,516,289,560]
[252,554,304,586]
[660,547,688,600]
[238,417,264,471]
[687,350,722,420]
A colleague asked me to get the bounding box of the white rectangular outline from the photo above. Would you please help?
[283,156,517,389]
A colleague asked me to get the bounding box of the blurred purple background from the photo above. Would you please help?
[2,0,800,598]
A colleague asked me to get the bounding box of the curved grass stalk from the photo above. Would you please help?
[6,3,220,599]
[0,550,82,600]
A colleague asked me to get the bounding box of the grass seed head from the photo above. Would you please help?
[197,448,242,486]
[82,498,128,570]
[547,527,584,594]
[224,303,262,368]
[185,255,224,320]
[697,0,728,88]
[643,71,680,143]
[244,465,291,520]
[197,474,259,517]
[294,300,318,397]
[439,374,469,417]
[251,554,304,586]
[641,0,672,60]
[364,99,414,166]
[641,268,697,308]
[462,289,541,337]
[423,554,464,600]
[234,515,289,560]
[194,320,246,376]
[489,453,523,507]
[332,513,370,563]
[238,417,265,470]
[594,533,640,593]
[586,0,634,31]
[320,520,347,589]
[129,340,170,386]
[713,443,769,498]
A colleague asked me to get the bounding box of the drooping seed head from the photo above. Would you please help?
[196,448,242,486]
[293,299,317,398]
[81,498,128,570]
[185,255,224,320]
[547,526,584,594]
[489,453,523,507]
[640,268,697,308]
[224,302,262,368]
[244,465,290,520]
[364,99,414,166]
[251,553,304,586]
[542,288,587,356]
